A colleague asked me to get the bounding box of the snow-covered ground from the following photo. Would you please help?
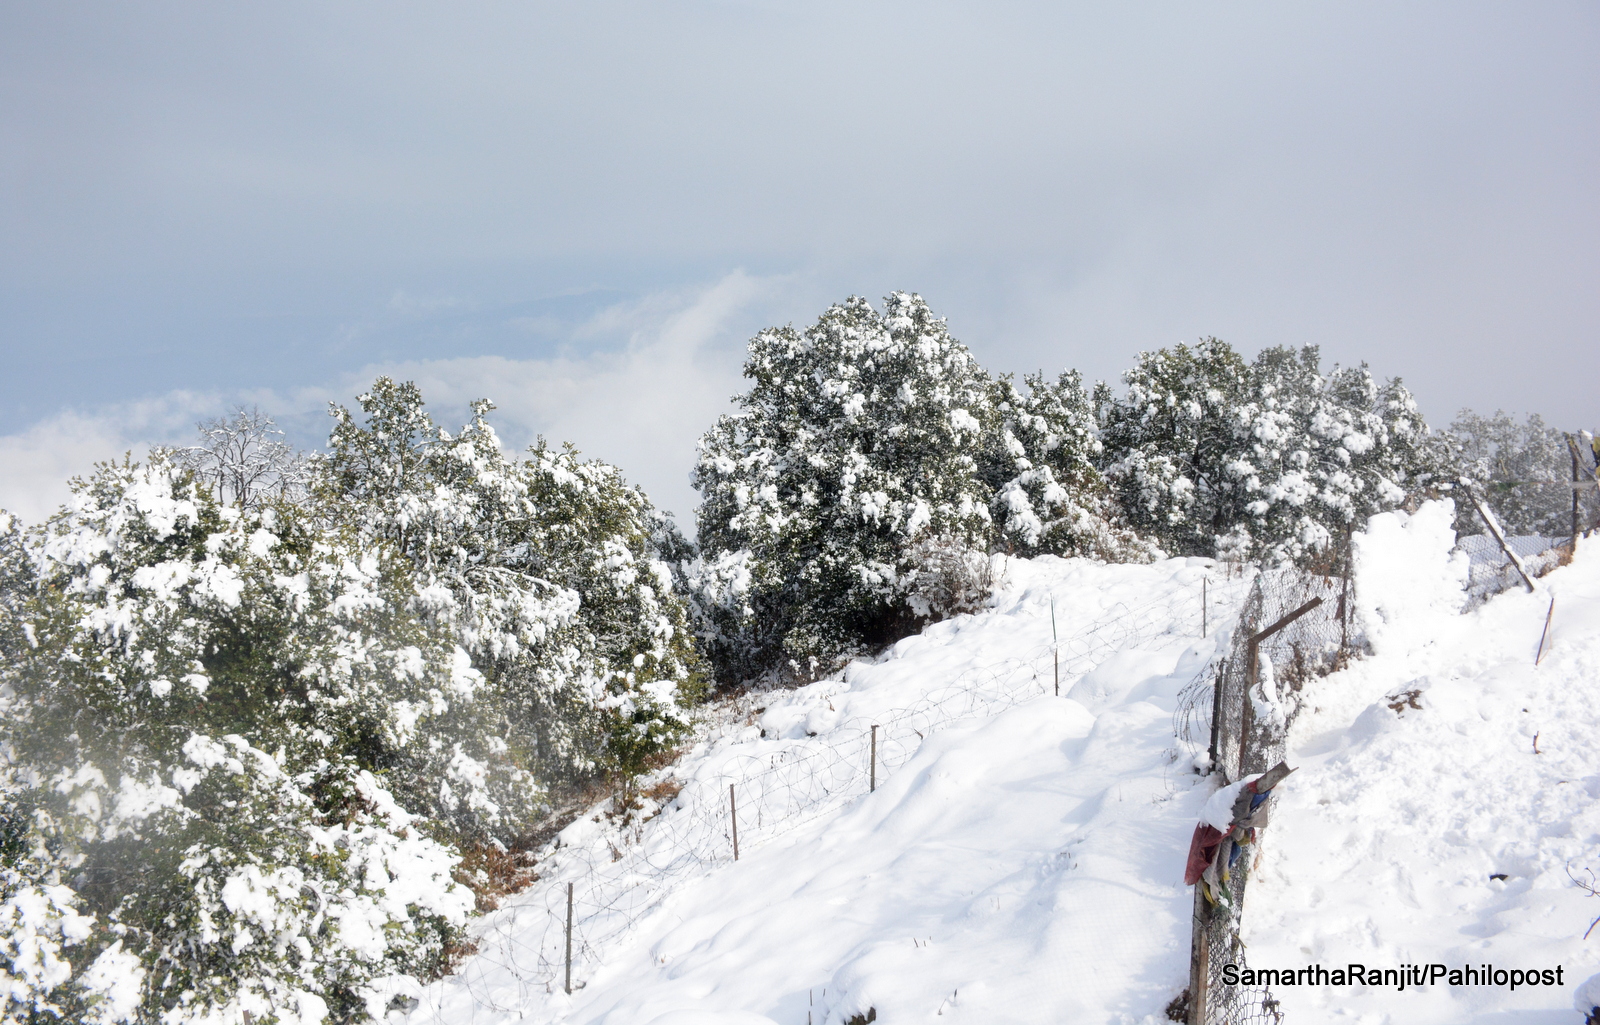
[1248,520,1600,1023]
[416,505,1600,1025]
[417,556,1250,1025]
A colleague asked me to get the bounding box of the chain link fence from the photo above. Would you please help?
[1182,562,1359,1025]
[1459,531,1572,608]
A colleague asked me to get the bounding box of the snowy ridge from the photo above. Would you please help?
[416,557,1253,1024]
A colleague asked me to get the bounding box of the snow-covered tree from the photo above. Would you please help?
[320,379,703,789]
[985,371,1157,561]
[1431,409,1595,537]
[692,293,1002,679]
[171,407,310,510]
[1099,340,1434,563]
[0,376,715,1023]
[0,456,479,1024]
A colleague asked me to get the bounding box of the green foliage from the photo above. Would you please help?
[1098,339,1434,563]
[692,294,1000,679]
[0,382,708,1023]
[986,371,1156,561]
[1,456,478,1024]
[691,294,1144,681]
[320,379,703,791]
[1431,409,1594,537]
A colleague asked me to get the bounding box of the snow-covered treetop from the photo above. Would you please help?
[1100,339,1434,563]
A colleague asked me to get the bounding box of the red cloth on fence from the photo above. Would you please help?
[1185,824,1225,885]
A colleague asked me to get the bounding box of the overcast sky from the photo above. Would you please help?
[2,1,1596,526]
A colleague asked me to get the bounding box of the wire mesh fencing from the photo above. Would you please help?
[418,569,1257,1023]
[1183,563,1361,1025]
[1191,910,1284,1025]
[1450,476,1589,607]
[1175,564,1354,786]
[1458,531,1572,608]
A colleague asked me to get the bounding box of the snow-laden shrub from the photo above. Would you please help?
[985,371,1157,562]
[692,293,1001,679]
[1431,409,1595,537]
[0,802,136,1025]
[691,294,1150,681]
[9,454,528,835]
[0,456,483,1023]
[5,739,470,1025]
[321,379,703,788]
[902,535,996,621]
[1099,339,1434,564]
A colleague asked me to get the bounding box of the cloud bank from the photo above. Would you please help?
[0,271,777,528]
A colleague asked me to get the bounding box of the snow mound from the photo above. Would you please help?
[1353,502,1469,654]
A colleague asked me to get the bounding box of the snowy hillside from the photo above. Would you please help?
[1248,522,1600,1022]
[416,507,1600,1025]
[417,556,1251,1025]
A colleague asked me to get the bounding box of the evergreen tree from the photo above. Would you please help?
[1099,340,1434,563]
[0,382,709,1024]
[0,456,476,1024]
[985,371,1156,561]
[1098,338,1255,556]
[692,293,999,680]
[1432,409,1594,536]
[321,379,703,791]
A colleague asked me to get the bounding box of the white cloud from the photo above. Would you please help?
[0,393,224,524]
[318,269,780,523]
[0,272,781,531]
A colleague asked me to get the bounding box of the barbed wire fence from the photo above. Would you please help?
[418,566,1258,1023]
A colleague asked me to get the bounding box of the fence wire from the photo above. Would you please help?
[1459,532,1572,608]
[417,570,1256,1023]
[1184,563,1361,1025]
[1194,911,1283,1025]
[436,518,1559,1025]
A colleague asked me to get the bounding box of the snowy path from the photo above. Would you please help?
[417,556,1245,1025]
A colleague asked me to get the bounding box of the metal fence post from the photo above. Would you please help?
[870,725,878,792]
[564,881,574,995]
[1536,596,1556,665]
[1051,597,1060,696]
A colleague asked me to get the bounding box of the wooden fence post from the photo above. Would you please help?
[729,784,739,861]
[1239,597,1322,773]
[1463,483,1537,592]
[1188,891,1210,1025]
